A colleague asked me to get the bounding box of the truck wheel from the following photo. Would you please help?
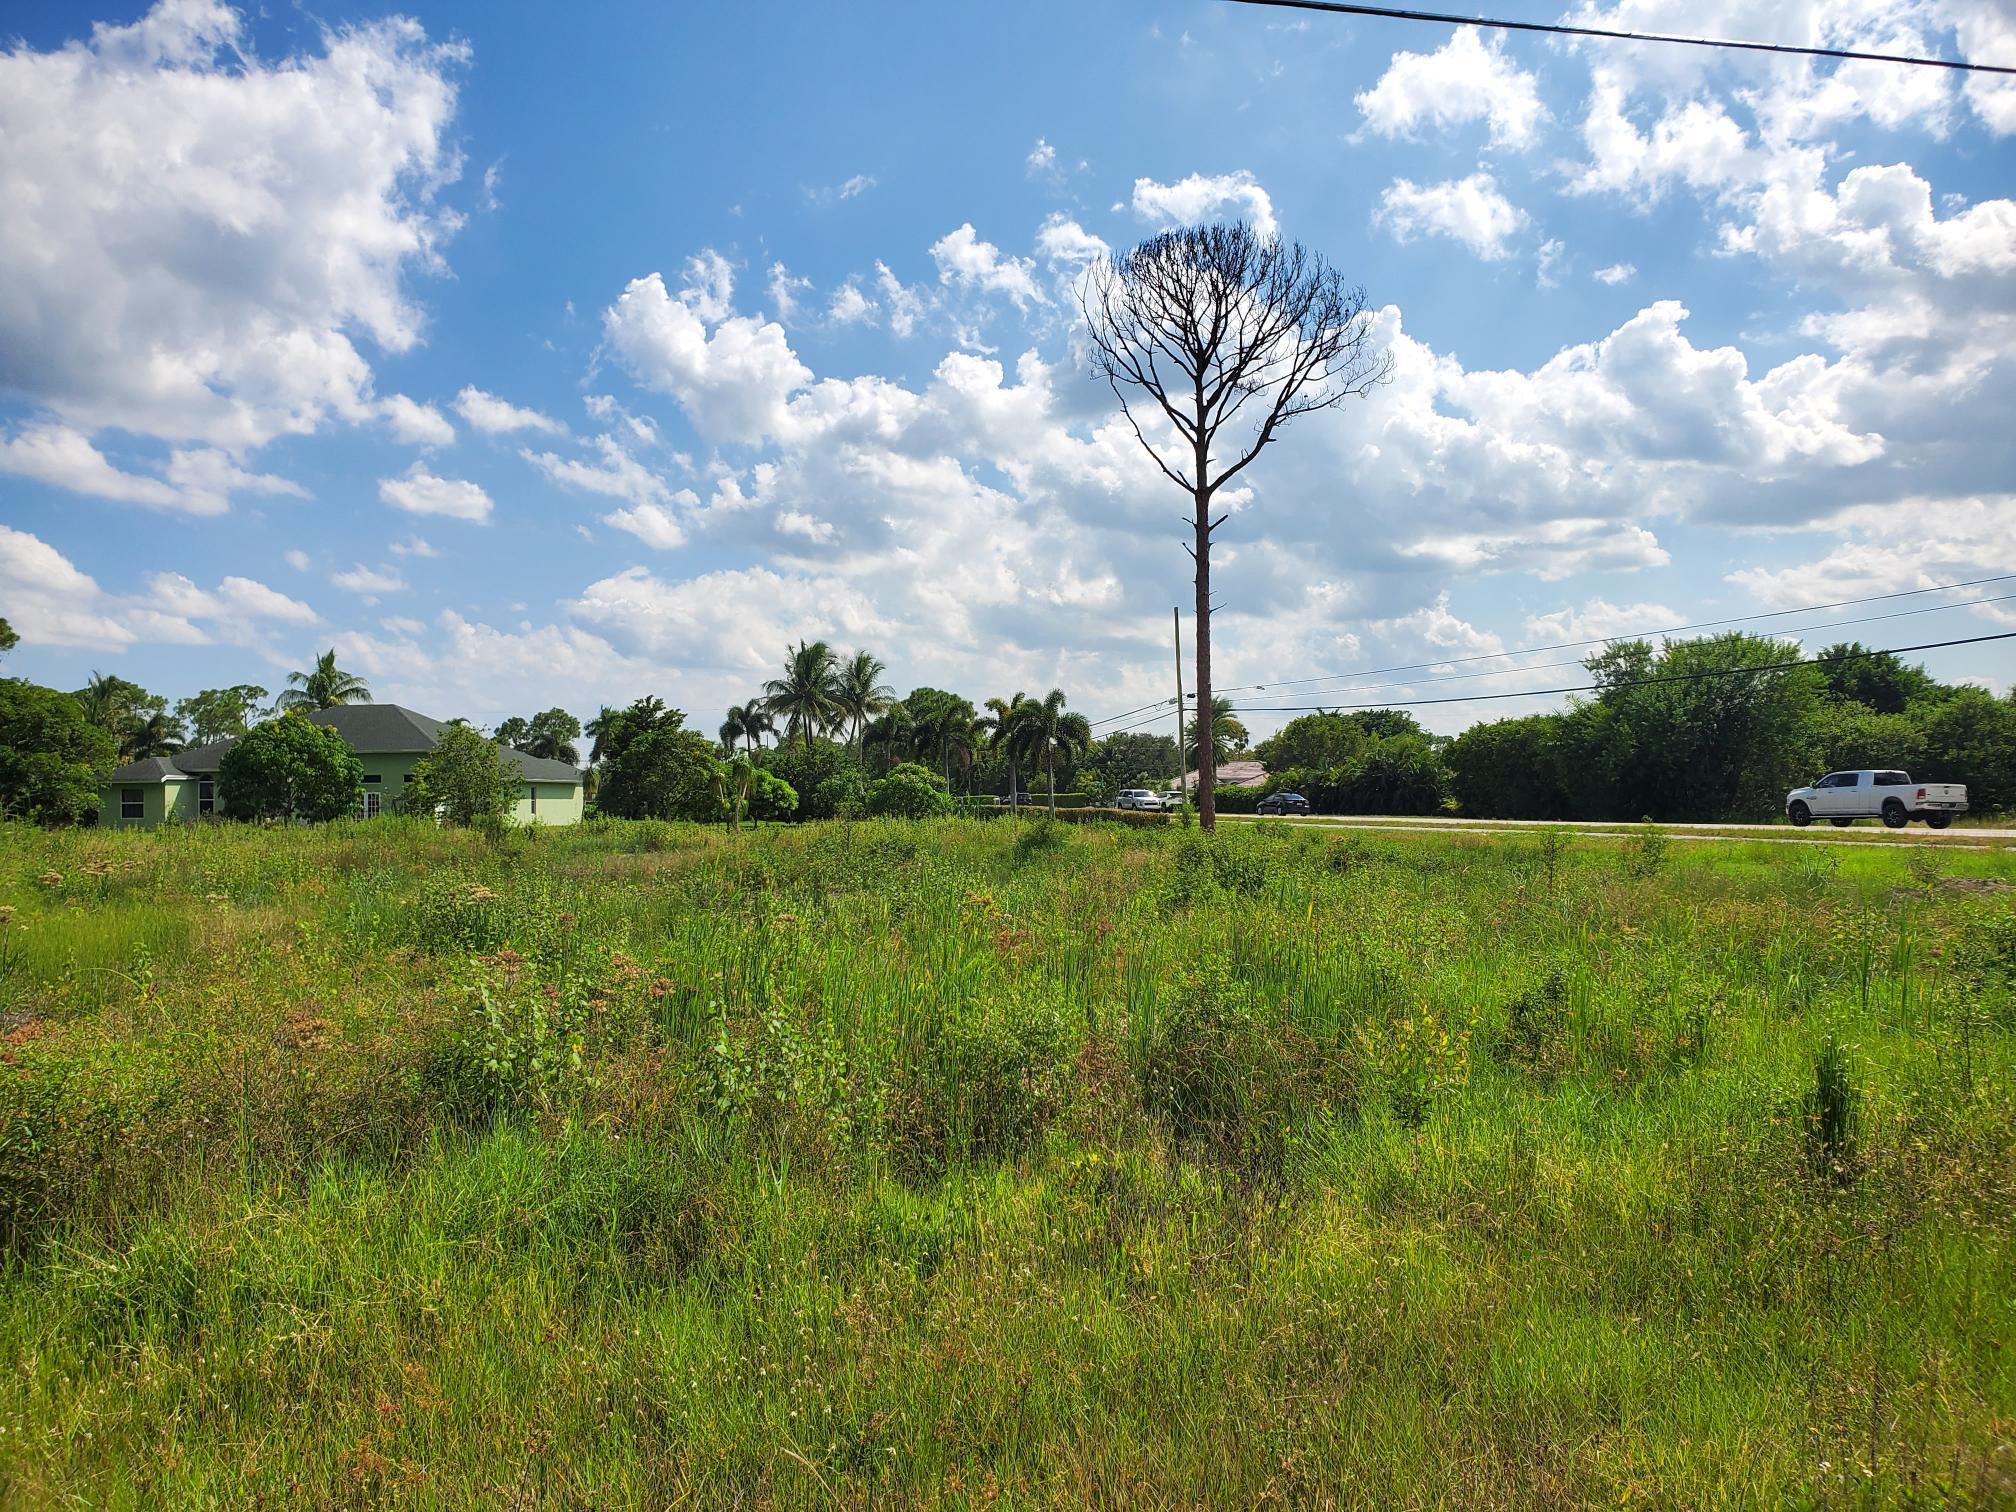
[1830,817,1853,828]
[1788,802,1812,827]
[1926,812,1952,831]
[1881,799,1908,829]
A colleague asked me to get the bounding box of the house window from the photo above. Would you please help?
[120,787,144,820]
[363,774,382,785]
[198,779,215,816]
[528,784,537,814]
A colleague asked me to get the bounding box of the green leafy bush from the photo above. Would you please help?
[218,715,364,823]
[885,996,1070,1178]
[867,762,954,819]
[1135,961,1353,1175]
[406,722,518,827]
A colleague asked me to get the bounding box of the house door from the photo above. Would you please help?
[362,790,382,818]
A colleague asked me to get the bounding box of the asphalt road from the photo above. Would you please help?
[1215,812,2015,847]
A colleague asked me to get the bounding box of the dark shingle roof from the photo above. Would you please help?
[103,704,580,787]
[306,704,451,752]
[504,749,586,784]
[106,757,189,783]
[169,738,237,773]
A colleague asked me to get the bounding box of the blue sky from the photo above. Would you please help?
[2,0,2012,740]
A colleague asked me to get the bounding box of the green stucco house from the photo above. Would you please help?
[98,705,585,828]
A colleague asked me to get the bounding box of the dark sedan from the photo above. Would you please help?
[1257,791,1310,816]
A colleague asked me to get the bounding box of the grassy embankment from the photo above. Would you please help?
[0,816,2012,1506]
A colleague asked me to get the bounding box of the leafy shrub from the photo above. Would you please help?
[758,740,863,821]
[218,715,363,823]
[812,770,867,821]
[1357,1004,1472,1126]
[406,723,518,827]
[1135,961,1353,1174]
[867,762,954,819]
[704,999,855,1162]
[1013,816,1066,862]
[411,878,514,955]
[1496,968,1568,1072]
[633,820,680,853]
[1163,832,1270,908]
[746,768,799,823]
[457,965,594,1115]
[1208,786,1262,814]
[1623,821,1670,878]
[1054,807,1168,827]
[885,996,1070,1178]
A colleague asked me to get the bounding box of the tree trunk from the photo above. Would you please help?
[1047,748,1056,816]
[1193,482,1215,833]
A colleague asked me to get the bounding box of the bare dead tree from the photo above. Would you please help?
[1080,223,1388,830]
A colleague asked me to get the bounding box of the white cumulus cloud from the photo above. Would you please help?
[0,1,466,452]
[380,395,455,447]
[929,224,1045,309]
[1376,174,1529,260]
[1131,171,1278,240]
[454,386,563,435]
[1356,29,1548,149]
[378,463,494,523]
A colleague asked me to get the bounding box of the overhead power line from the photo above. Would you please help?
[1087,574,2015,732]
[1200,590,2016,707]
[1219,631,2016,716]
[1211,573,2016,700]
[1221,0,2016,75]
[1091,572,2014,725]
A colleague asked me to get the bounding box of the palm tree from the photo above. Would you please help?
[913,706,977,789]
[762,639,843,749]
[1181,695,1249,777]
[126,710,185,761]
[74,672,128,730]
[720,704,756,756]
[836,651,895,751]
[742,702,775,751]
[1020,689,1092,816]
[709,754,755,830]
[278,649,371,711]
[862,704,914,774]
[980,692,1033,806]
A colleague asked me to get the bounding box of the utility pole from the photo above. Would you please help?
[1172,607,1189,819]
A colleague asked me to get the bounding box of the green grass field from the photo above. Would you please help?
[1,816,2012,1507]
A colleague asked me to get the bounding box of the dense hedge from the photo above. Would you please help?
[1207,787,1263,814]
[1262,738,1450,817]
[1054,807,1170,827]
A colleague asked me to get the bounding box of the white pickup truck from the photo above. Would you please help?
[1785,770,1968,830]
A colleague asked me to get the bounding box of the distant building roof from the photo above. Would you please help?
[306,703,450,752]
[1176,759,1267,791]
[500,748,585,784]
[105,756,189,783]
[106,703,582,785]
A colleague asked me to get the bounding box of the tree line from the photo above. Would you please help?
[588,641,1104,824]
[1249,634,2015,822]
[5,617,2007,827]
